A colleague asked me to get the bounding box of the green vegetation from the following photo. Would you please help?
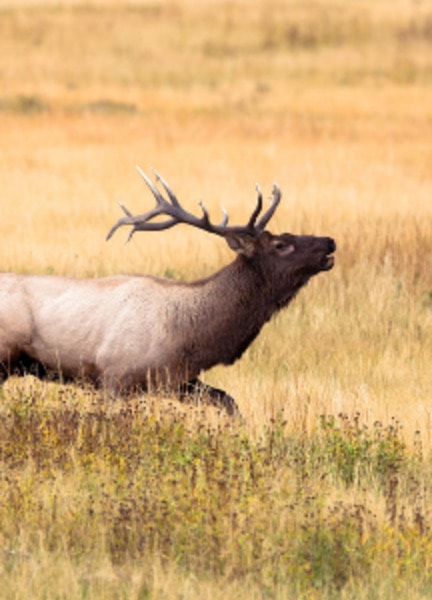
[0,386,431,599]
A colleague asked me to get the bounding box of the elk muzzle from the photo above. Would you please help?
[321,237,336,271]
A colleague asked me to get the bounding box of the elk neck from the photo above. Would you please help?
[177,255,276,369]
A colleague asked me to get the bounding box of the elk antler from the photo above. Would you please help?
[106,167,281,243]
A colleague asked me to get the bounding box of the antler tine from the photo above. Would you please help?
[256,184,282,232]
[245,184,263,231]
[106,203,131,240]
[136,166,168,207]
[199,201,212,228]
[118,201,133,217]
[105,202,136,240]
[152,169,181,208]
[220,205,229,228]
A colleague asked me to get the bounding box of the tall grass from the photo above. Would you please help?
[0,0,432,597]
[1,386,432,599]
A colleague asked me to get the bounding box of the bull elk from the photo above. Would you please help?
[0,168,336,415]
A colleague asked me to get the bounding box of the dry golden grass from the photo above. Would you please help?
[1,0,432,440]
[1,0,432,420]
[1,1,432,597]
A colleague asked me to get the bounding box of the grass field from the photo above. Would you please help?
[1,0,432,597]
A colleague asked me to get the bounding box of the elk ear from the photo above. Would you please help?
[225,233,257,258]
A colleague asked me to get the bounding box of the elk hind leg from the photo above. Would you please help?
[0,338,18,383]
[179,378,240,417]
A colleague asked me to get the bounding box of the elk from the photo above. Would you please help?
[0,168,335,415]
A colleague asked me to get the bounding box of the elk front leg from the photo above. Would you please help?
[179,378,240,416]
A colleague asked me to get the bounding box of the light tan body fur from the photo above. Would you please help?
[0,259,269,392]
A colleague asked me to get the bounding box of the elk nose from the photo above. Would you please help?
[327,238,336,253]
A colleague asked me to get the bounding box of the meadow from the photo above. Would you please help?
[0,0,432,597]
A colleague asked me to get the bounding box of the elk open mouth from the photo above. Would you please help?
[322,254,335,270]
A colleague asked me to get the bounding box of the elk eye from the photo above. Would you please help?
[274,241,295,254]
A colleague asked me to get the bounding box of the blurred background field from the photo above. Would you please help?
[1,0,432,597]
